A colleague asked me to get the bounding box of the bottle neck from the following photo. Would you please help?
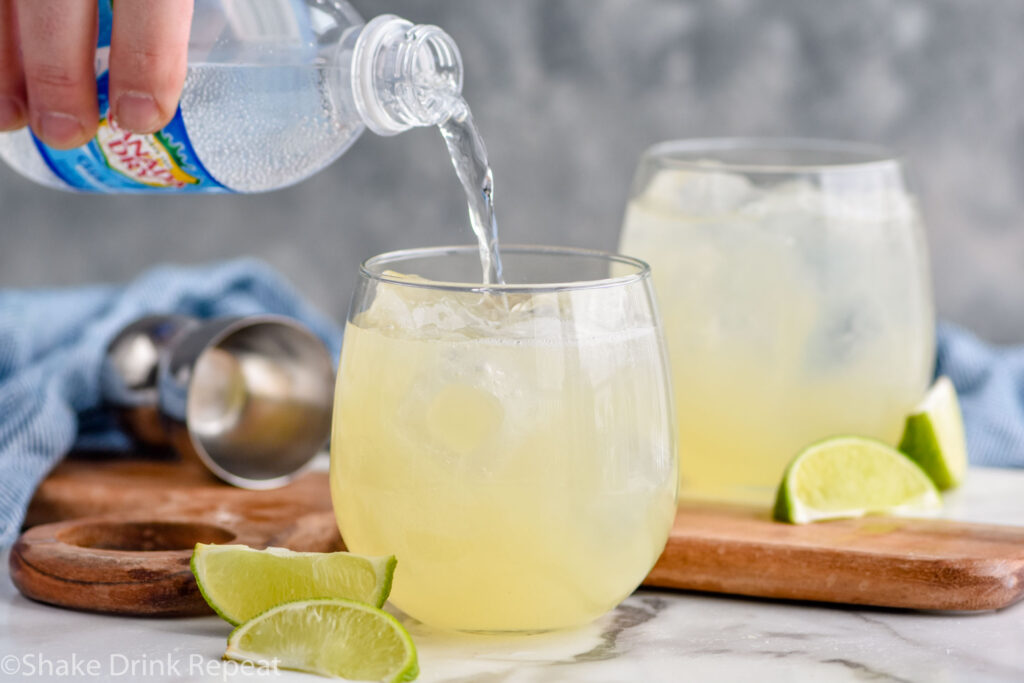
[352,15,464,137]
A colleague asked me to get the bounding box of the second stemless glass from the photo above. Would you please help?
[330,246,677,632]
[619,138,935,502]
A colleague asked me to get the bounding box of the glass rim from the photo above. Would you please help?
[360,244,651,293]
[643,137,902,174]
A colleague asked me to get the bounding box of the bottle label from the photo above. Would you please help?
[31,0,229,193]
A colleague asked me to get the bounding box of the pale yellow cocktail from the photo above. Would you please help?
[619,139,935,501]
[330,247,677,632]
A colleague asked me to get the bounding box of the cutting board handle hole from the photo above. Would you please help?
[56,521,236,552]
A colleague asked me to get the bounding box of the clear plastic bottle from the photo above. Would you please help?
[0,0,464,193]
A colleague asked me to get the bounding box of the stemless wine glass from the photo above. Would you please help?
[329,245,677,632]
[619,138,935,502]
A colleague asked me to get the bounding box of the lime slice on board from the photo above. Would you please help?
[898,376,968,490]
[225,598,418,682]
[191,544,395,625]
[773,436,941,524]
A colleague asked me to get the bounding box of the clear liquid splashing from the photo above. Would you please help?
[438,98,504,285]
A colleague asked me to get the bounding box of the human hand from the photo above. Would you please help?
[0,0,193,149]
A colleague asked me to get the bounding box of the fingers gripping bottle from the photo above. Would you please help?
[0,0,464,193]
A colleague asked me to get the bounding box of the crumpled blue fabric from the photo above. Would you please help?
[935,322,1024,468]
[0,259,343,546]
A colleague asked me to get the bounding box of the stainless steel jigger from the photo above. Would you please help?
[102,314,335,489]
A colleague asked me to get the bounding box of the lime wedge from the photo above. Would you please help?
[773,436,941,524]
[191,544,395,625]
[898,376,968,490]
[225,598,418,682]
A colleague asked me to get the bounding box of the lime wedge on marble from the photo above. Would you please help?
[225,598,418,682]
[191,544,395,625]
[898,376,968,490]
[774,436,941,524]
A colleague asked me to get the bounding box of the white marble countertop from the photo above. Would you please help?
[2,467,1024,683]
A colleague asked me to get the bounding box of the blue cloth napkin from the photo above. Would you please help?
[935,322,1024,468]
[0,259,343,547]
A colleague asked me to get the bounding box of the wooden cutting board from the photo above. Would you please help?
[11,457,1024,616]
[650,503,1024,611]
[11,456,345,616]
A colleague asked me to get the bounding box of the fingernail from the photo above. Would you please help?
[0,96,26,130]
[114,91,161,133]
[37,111,86,147]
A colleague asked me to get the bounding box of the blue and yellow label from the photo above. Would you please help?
[31,0,228,193]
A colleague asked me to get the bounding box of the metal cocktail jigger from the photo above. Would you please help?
[102,314,335,489]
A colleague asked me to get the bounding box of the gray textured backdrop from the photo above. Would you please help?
[1,0,1023,341]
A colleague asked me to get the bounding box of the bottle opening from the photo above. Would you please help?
[352,15,464,136]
